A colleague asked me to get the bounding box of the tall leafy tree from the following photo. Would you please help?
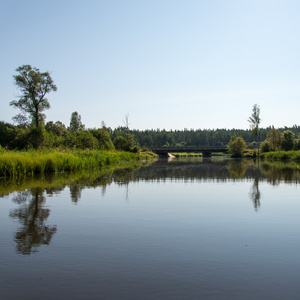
[10,65,57,127]
[69,111,84,132]
[248,104,261,153]
[266,128,283,151]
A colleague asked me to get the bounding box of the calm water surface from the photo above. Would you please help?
[1,158,300,299]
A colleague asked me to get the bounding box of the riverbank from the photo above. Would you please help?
[0,149,158,177]
[260,150,300,161]
[170,152,231,157]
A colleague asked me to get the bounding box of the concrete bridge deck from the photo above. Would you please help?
[152,146,228,157]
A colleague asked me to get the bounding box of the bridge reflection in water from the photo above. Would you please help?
[152,146,228,157]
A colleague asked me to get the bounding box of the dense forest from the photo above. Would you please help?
[120,126,300,148]
[1,118,300,151]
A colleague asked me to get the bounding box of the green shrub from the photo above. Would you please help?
[227,135,247,157]
[260,140,270,153]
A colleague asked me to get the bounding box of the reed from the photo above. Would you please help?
[0,149,157,178]
[260,150,300,161]
[171,152,203,157]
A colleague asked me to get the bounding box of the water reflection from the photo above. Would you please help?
[226,159,248,179]
[70,183,82,204]
[3,158,300,255]
[250,175,261,211]
[260,161,300,185]
[9,187,57,255]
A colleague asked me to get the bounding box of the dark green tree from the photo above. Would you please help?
[294,136,300,150]
[45,121,67,137]
[266,128,283,151]
[282,130,295,151]
[227,135,247,157]
[89,128,115,150]
[74,131,98,149]
[113,133,137,152]
[10,65,57,127]
[69,111,84,132]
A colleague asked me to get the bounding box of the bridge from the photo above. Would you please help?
[152,146,228,157]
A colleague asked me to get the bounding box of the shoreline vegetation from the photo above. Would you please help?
[259,150,300,161]
[2,147,300,179]
[1,156,299,197]
[0,161,151,196]
[0,148,158,178]
[3,65,300,173]
[170,152,231,157]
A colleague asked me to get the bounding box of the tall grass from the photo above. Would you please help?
[171,152,203,157]
[0,149,157,178]
[260,150,300,161]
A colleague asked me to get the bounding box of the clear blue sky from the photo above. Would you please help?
[1,0,300,130]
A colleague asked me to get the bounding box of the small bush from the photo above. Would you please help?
[227,135,246,157]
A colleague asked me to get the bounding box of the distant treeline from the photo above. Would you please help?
[112,125,300,148]
[1,119,300,151]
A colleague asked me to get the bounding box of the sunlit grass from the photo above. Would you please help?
[171,152,203,157]
[0,149,158,178]
[260,150,300,161]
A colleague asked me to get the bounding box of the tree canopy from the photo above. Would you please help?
[227,135,247,157]
[10,65,57,127]
[69,111,84,132]
[248,104,261,139]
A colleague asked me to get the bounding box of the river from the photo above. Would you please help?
[1,157,300,300]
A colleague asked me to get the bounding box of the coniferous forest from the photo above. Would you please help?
[1,119,300,151]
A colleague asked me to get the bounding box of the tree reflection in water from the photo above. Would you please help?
[9,188,57,255]
[5,158,300,256]
[250,176,261,211]
[70,183,82,204]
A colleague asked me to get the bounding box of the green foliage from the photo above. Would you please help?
[45,121,67,137]
[0,121,14,148]
[6,126,29,149]
[113,133,138,152]
[0,149,157,178]
[69,111,84,132]
[227,135,247,157]
[248,104,261,154]
[266,128,283,151]
[27,126,47,149]
[260,150,300,161]
[10,65,57,127]
[74,131,98,149]
[294,136,300,150]
[175,141,187,147]
[282,130,295,151]
[113,136,130,151]
[260,140,270,153]
[171,152,203,157]
[248,104,261,139]
[89,128,115,150]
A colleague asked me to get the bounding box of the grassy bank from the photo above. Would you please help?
[171,152,203,157]
[0,149,157,177]
[260,150,300,161]
[171,152,230,157]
